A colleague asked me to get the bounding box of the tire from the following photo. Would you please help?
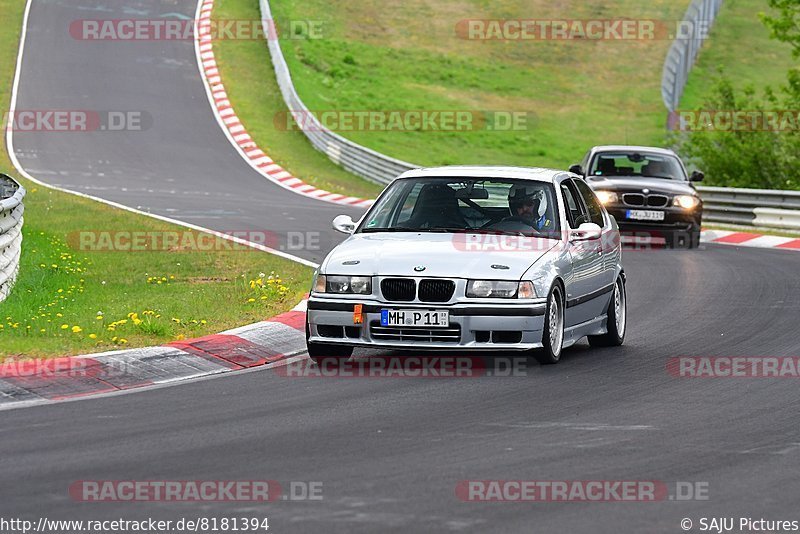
[588,276,627,347]
[305,322,353,365]
[533,284,565,365]
[689,230,701,249]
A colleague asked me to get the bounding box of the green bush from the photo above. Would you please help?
[676,1,800,190]
[674,74,800,190]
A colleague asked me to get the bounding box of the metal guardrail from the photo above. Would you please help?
[697,186,800,230]
[259,0,415,185]
[661,0,724,113]
[0,174,25,303]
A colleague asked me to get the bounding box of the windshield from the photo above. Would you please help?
[588,152,686,181]
[358,177,561,238]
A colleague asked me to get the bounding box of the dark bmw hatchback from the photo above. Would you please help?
[570,145,704,248]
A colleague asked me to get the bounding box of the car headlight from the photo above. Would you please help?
[467,280,536,299]
[673,195,700,209]
[314,274,372,295]
[594,190,618,205]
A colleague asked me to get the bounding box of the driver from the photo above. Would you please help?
[503,183,552,230]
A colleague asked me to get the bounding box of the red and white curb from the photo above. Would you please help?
[701,229,800,251]
[194,0,373,209]
[0,300,310,409]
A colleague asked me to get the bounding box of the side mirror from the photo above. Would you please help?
[332,214,356,234]
[690,170,704,182]
[568,164,583,176]
[570,222,602,242]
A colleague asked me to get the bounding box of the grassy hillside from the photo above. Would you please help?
[268,0,690,169]
[681,0,795,110]
[212,0,383,197]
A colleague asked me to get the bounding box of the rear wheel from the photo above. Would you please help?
[305,322,353,365]
[588,276,626,347]
[533,284,565,365]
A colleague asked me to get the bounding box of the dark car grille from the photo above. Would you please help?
[622,193,671,208]
[646,195,669,208]
[381,278,416,302]
[622,193,645,206]
[370,321,461,343]
[418,279,455,303]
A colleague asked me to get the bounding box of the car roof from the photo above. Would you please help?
[589,145,678,157]
[397,165,564,183]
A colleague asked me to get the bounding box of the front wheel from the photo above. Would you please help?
[533,284,565,365]
[588,276,626,347]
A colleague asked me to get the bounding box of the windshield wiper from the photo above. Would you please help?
[424,226,469,233]
[361,226,421,233]
[362,226,466,233]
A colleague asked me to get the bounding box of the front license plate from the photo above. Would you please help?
[381,309,449,328]
[626,209,665,221]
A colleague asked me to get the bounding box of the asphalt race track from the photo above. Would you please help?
[4,0,800,532]
[11,0,363,264]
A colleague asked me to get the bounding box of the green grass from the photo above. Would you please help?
[0,0,313,359]
[212,0,383,198]
[681,0,795,110]
[0,0,25,176]
[0,186,312,358]
[260,0,690,170]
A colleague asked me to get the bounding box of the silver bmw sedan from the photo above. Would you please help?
[306,166,626,365]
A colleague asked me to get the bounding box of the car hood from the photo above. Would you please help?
[586,176,697,195]
[322,232,559,280]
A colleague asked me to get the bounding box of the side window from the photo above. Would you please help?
[560,181,588,229]
[573,179,605,227]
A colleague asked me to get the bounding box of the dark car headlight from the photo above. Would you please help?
[673,195,701,209]
[594,191,618,205]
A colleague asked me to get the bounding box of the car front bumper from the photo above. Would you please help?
[605,205,701,236]
[307,297,547,351]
